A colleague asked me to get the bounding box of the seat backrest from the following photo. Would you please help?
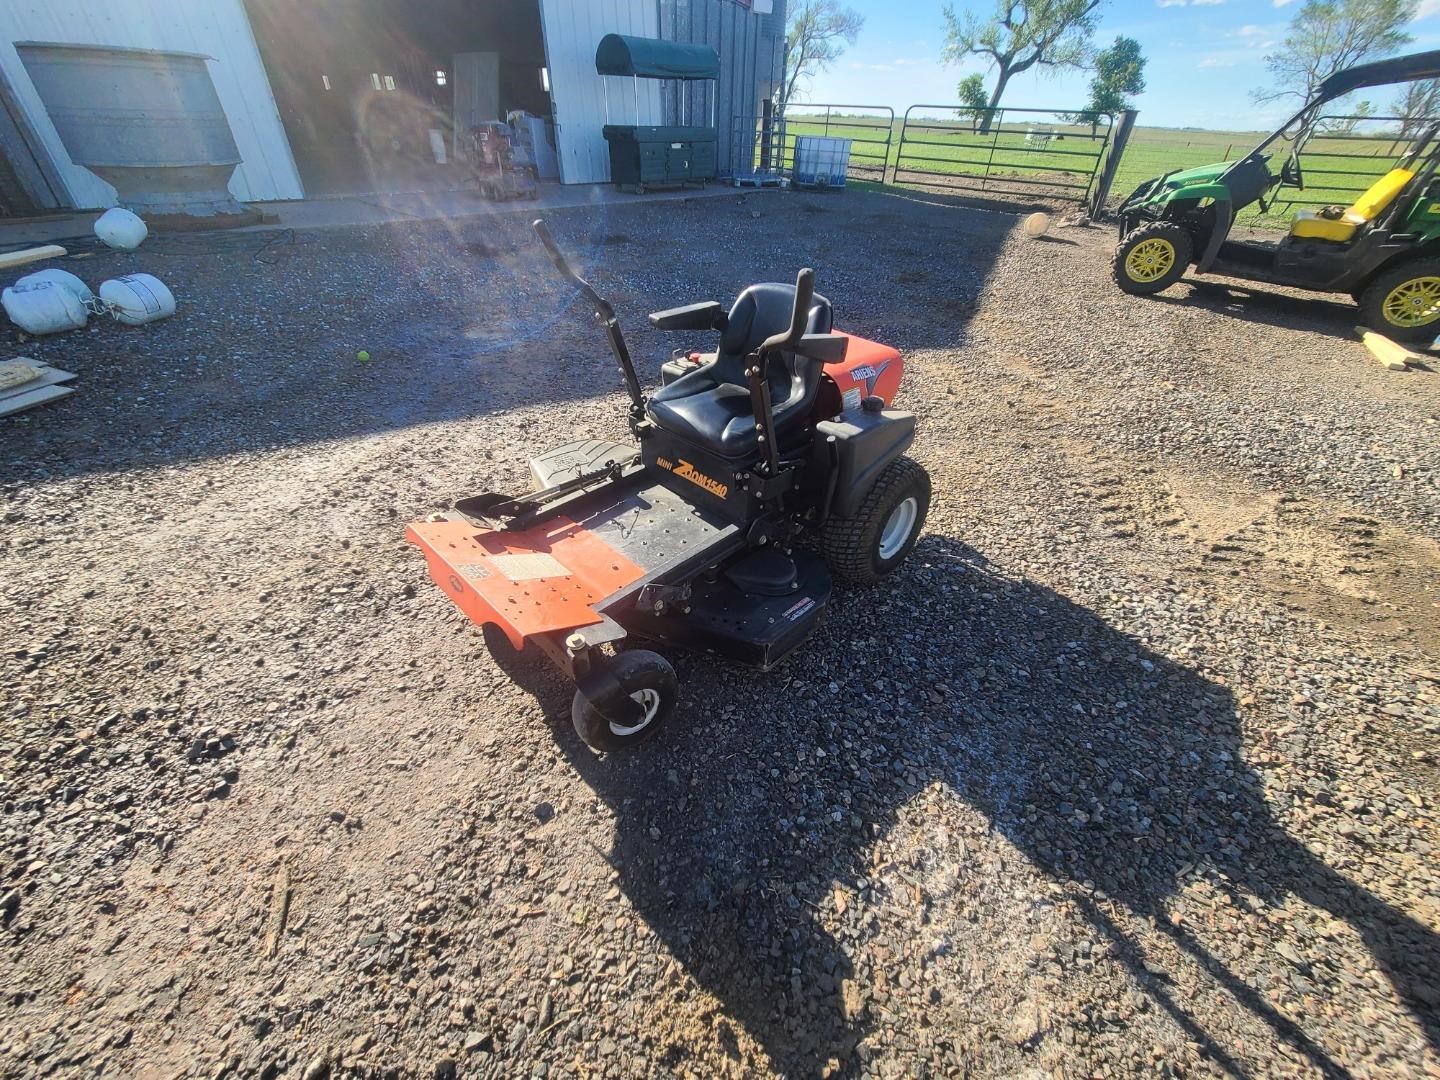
[1349,167,1415,223]
[719,283,833,357]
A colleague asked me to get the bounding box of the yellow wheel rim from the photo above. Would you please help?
[1381,276,1440,328]
[1125,237,1176,283]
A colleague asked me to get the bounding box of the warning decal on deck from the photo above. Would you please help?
[489,553,572,581]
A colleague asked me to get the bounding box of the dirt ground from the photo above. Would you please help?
[2,189,1438,1080]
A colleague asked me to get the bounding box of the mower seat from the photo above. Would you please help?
[1290,167,1415,243]
[646,283,832,459]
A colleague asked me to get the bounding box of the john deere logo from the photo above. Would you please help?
[667,458,730,498]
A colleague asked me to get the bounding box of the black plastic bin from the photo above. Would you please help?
[602,125,717,191]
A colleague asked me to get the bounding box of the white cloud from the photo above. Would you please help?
[1192,0,1226,5]
[1231,23,1283,47]
[1420,0,1440,16]
[1198,56,1238,68]
[1156,0,1186,7]
[1272,0,1296,7]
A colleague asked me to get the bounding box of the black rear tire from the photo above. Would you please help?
[1112,221,1193,296]
[818,456,931,584]
[571,650,677,752]
[1358,258,1440,343]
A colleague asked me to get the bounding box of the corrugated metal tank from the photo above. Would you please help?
[17,42,246,215]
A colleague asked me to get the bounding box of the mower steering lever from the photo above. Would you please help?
[759,267,815,354]
[744,267,817,480]
[532,219,646,417]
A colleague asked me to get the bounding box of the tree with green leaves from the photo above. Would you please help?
[1065,34,1145,137]
[942,0,1105,133]
[780,0,865,111]
[1253,0,1416,107]
[956,72,989,132]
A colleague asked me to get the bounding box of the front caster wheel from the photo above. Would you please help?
[571,649,677,751]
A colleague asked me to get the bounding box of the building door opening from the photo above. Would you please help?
[244,0,553,197]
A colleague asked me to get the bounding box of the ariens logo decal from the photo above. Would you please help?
[663,458,730,498]
[849,359,892,396]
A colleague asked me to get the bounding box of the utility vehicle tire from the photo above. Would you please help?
[1113,221,1193,295]
[571,649,677,752]
[819,456,931,585]
[1359,259,1440,343]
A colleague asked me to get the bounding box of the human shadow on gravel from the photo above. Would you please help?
[509,536,1440,1077]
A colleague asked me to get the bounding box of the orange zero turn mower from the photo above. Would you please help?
[408,220,930,751]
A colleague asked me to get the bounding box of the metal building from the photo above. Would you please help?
[657,0,786,184]
[0,0,303,215]
[0,0,784,215]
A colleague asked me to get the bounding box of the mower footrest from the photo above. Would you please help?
[529,439,637,489]
[627,550,832,670]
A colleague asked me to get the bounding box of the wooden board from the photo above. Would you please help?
[0,363,74,403]
[0,244,66,270]
[0,359,42,392]
[1358,326,1426,370]
[0,382,72,416]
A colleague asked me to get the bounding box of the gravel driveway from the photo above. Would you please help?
[2,189,1438,1079]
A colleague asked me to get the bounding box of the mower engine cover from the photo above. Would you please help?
[821,332,903,413]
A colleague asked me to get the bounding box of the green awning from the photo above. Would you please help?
[595,34,719,81]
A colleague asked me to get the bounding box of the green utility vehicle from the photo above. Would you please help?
[1113,50,1440,342]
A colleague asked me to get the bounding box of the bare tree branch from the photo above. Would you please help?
[781,0,865,110]
[1253,0,1417,106]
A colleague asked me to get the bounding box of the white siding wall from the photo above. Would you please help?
[0,0,303,207]
[539,0,662,185]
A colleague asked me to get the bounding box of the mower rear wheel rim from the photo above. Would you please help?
[609,688,661,738]
[879,497,919,560]
[1124,237,1176,283]
[1382,276,1440,328]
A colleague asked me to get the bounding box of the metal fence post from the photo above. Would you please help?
[760,97,774,173]
[1088,109,1138,219]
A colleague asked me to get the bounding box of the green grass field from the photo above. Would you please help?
[773,113,1410,229]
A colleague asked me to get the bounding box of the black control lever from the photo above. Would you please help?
[746,267,817,481]
[533,219,644,413]
[758,267,815,355]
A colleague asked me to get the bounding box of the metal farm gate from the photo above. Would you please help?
[730,99,1135,211]
[730,103,893,185]
[895,105,1114,205]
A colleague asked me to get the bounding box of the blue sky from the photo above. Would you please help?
[797,0,1440,131]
